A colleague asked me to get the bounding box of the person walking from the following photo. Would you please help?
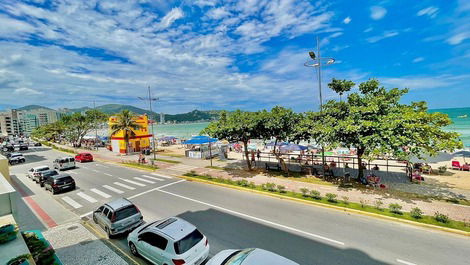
[251,150,256,167]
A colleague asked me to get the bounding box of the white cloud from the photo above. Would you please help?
[159,7,184,29]
[207,7,231,20]
[447,32,470,45]
[417,6,439,18]
[381,75,470,90]
[14,87,43,95]
[343,16,351,24]
[412,57,424,63]
[366,31,399,43]
[370,6,387,20]
[363,27,373,33]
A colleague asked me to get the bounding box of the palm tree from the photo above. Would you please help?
[110,110,142,154]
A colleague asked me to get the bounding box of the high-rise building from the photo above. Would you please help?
[0,108,61,136]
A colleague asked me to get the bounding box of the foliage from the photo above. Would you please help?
[7,254,31,265]
[327,78,355,101]
[300,188,309,197]
[236,179,249,187]
[438,166,447,174]
[276,185,286,193]
[434,212,449,223]
[342,196,349,204]
[359,198,368,208]
[374,200,384,210]
[264,182,277,192]
[410,207,423,219]
[325,193,338,203]
[121,161,158,170]
[310,190,321,200]
[110,110,142,154]
[22,232,56,265]
[0,224,18,244]
[389,203,403,215]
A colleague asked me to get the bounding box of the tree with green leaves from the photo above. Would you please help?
[260,106,301,149]
[202,110,263,170]
[327,78,355,102]
[312,78,462,179]
[62,109,107,147]
[110,110,142,154]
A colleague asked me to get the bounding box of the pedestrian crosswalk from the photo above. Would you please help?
[167,164,199,172]
[59,173,175,210]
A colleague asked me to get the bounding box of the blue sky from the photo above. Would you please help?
[0,0,469,113]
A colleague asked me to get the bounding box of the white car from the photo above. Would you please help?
[27,166,50,179]
[128,217,209,265]
[206,248,299,265]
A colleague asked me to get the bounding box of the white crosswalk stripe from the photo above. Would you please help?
[103,185,124,194]
[141,175,164,181]
[90,188,111,198]
[62,196,82,209]
[77,192,98,203]
[114,182,135,190]
[151,173,172,179]
[134,177,155,184]
[120,178,146,187]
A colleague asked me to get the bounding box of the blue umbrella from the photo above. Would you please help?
[182,138,218,144]
[280,143,308,152]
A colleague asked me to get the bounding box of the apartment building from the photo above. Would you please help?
[0,108,62,136]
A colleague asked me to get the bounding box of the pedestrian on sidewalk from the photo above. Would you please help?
[251,150,256,167]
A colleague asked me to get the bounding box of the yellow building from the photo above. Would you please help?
[109,114,152,153]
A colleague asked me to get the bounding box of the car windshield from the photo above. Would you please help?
[114,205,138,222]
[56,176,73,184]
[174,229,203,255]
[224,249,255,265]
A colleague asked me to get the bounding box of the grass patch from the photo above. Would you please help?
[152,158,181,164]
[205,166,225,170]
[270,174,333,186]
[121,161,159,170]
[183,172,470,233]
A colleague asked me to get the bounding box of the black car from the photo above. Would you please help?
[35,170,59,187]
[19,144,28,151]
[34,142,42,147]
[2,145,14,152]
[44,174,76,194]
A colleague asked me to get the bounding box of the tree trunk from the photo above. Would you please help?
[124,133,129,154]
[357,147,365,180]
[243,141,252,170]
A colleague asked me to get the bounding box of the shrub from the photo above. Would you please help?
[374,200,384,210]
[434,212,450,223]
[410,207,423,219]
[248,182,257,188]
[236,179,249,187]
[389,203,403,215]
[342,196,349,204]
[277,185,287,193]
[310,190,321,200]
[300,188,309,197]
[325,193,338,203]
[265,182,277,192]
[463,219,470,228]
[359,198,368,208]
[7,254,31,265]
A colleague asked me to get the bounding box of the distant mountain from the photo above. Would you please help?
[17,105,54,111]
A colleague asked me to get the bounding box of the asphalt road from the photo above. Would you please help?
[9,147,470,265]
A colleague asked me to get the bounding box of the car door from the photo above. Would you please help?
[97,207,110,229]
[140,232,168,264]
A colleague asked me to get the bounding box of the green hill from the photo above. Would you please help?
[17,105,54,111]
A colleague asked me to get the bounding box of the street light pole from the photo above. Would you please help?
[138,86,159,163]
[93,100,98,150]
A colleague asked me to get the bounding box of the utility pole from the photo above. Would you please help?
[93,100,98,150]
[138,86,159,162]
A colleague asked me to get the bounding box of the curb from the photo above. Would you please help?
[179,175,470,237]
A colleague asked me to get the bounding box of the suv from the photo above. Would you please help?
[27,166,50,179]
[127,217,210,265]
[44,174,75,194]
[35,170,59,187]
[53,157,76,171]
[93,198,143,238]
[206,248,299,265]
[8,153,25,165]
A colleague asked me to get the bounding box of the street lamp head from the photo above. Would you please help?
[327,58,335,65]
[309,51,316,60]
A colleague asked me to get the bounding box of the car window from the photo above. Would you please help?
[70,157,75,162]
[107,210,113,220]
[143,232,168,250]
[174,229,204,254]
[114,205,138,222]
[103,207,110,217]
[223,249,254,265]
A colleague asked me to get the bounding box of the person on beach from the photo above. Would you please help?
[373,164,380,170]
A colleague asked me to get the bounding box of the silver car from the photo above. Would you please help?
[128,217,210,265]
[27,166,50,179]
[206,248,299,265]
[92,198,143,238]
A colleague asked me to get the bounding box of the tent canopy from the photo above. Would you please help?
[183,136,218,145]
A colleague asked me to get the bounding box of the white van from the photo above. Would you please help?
[53,157,76,171]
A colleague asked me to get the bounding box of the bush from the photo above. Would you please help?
[300,188,309,197]
[236,179,249,187]
[248,182,257,188]
[410,207,423,219]
[374,200,384,210]
[434,212,450,223]
[310,190,321,200]
[7,254,31,265]
[389,203,403,215]
[276,185,287,193]
[359,198,368,208]
[265,183,277,192]
[325,193,338,203]
[342,196,349,204]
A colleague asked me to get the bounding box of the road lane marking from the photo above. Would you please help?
[91,188,111,198]
[92,169,99,173]
[128,179,186,199]
[103,185,124,194]
[151,173,172,179]
[104,173,113,177]
[141,175,164,181]
[396,259,417,265]
[114,182,135,190]
[120,178,146,187]
[134,177,155,184]
[77,192,98,203]
[158,189,345,246]
[62,196,83,209]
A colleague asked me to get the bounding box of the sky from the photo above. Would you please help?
[0,0,469,114]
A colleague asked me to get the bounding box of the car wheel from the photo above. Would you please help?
[40,183,44,187]
[105,227,112,239]
[51,188,56,195]
[92,214,98,224]
[129,242,139,256]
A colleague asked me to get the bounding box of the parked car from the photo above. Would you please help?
[53,157,76,171]
[93,198,143,238]
[128,217,210,265]
[19,144,28,151]
[35,170,59,187]
[33,142,42,146]
[27,166,50,179]
[75,153,93,163]
[206,248,299,265]
[8,153,25,165]
[2,145,14,152]
[44,173,76,194]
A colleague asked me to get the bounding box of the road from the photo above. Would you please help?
[9,147,470,265]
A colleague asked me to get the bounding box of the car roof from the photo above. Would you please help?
[10,153,23,156]
[105,198,133,210]
[78,152,91,155]
[33,165,49,170]
[243,249,299,265]
[56,156,74,159]
[147,217,196,241]
[54,173,72,179]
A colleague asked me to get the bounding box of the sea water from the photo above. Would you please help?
[152,122,210,139]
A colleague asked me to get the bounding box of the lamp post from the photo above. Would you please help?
[304,36,335,172]
[138,86,159,163]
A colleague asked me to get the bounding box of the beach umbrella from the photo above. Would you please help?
[182,137,218,145]
[453,151,470,163]
[279,143,308,152]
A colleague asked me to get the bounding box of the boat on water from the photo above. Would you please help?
[457,114,468,118]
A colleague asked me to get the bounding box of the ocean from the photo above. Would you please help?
[146,108,470,147]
